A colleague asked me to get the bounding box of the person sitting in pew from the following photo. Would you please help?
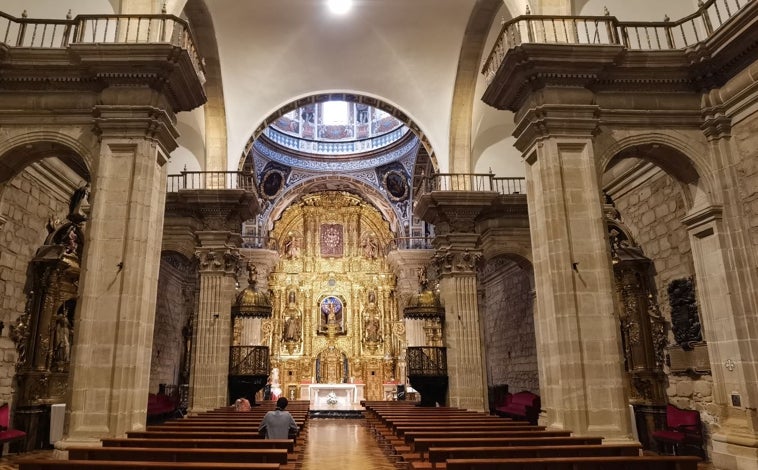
[233,397,251,412]
[258,397,298,439]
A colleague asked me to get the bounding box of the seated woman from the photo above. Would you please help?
[234,397,251,412]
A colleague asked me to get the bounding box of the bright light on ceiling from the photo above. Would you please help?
[327,0,352,15]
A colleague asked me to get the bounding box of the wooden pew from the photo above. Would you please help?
[404,430,572,446]
[18,461,279,470]
[102,438,295,452]
[445,455,701,470]
[67,447,288,464]
[412,443,642,469]
[409,436,605,460]
[127,431,264,440]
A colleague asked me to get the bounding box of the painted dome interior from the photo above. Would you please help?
[264,100,408,155]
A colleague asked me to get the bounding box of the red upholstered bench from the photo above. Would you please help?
[495,392,540,425]
[147,393,178,423]
[652,404,704,457]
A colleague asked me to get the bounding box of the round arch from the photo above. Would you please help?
[263,175,402,234]
[597,132,718,211]
[238,92,439,174]
[0,131,94,186]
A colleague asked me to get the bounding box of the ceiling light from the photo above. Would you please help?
[327,0,352,15]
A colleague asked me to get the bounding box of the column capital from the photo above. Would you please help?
[433,249,483,276]
[194,242,240,275]
[93,105,180,157]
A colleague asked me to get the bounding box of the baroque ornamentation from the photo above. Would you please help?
[434,250,482,274]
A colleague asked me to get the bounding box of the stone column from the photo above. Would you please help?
[415,192,498,411]
[519,125,632,440]
[190,233,240,411]
[63,109,175,446]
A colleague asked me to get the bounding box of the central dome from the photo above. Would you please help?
[263,100,408,155]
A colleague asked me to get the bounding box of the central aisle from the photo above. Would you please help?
[300,419,396,470]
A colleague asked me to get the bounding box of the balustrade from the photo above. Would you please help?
[482,0,750,83]
[166,171,255,192]
[0,11,204,82]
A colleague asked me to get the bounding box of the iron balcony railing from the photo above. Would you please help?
[229,346,269,376]
[167,171,256,192]
[0,11,205,83]
[387,236,434,251]
[417,173,525,197]
[407,347,447,377]
[482,0,751,84]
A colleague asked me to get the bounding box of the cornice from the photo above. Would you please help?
[0,43,206,113]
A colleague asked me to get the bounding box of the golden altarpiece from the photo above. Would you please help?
[263,191,399,401]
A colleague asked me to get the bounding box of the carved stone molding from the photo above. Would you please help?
[434,249,483,275]
[195,246,240,275]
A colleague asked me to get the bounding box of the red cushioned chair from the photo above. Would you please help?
[0,403,26,456]
[652,404,703,457]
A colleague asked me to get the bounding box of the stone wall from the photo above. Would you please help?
[0,165,73,404]
[150,253,195,393]
[480,256,538,394]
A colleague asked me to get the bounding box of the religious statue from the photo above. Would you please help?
[64,226,78,255]
[364,314,381,343]
[282,314,301,342]
[54,313,72,364]
[68,183,90,222]
[362,235,378,259]
[283,234,300,259]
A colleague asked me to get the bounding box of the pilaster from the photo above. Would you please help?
[64,127,173,445]
[190,233,240,411]
[518,116,633,439]
[415,191,498,411]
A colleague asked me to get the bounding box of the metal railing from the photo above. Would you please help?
[229,346,269,376]
[384,236,434,254]
[0,11,205,83]
[482,0,751,83]
[407,347,447,377]
[418,173,526,196]
[167,171,255,192]
[241,234,276,250]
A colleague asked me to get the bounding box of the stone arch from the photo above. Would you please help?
[239,92,440,175]
[263,175,401,234]
[0,130,94,186]
[596,131,717,211]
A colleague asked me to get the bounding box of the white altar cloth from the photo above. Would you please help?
[299,383,365,409]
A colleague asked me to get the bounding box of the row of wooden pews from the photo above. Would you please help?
[17,400,311,470]
[363,401,701,470]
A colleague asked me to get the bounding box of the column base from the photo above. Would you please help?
[53,436,103,459]
[711,429,758,470]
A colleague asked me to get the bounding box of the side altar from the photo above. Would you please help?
[299,383,365,409]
